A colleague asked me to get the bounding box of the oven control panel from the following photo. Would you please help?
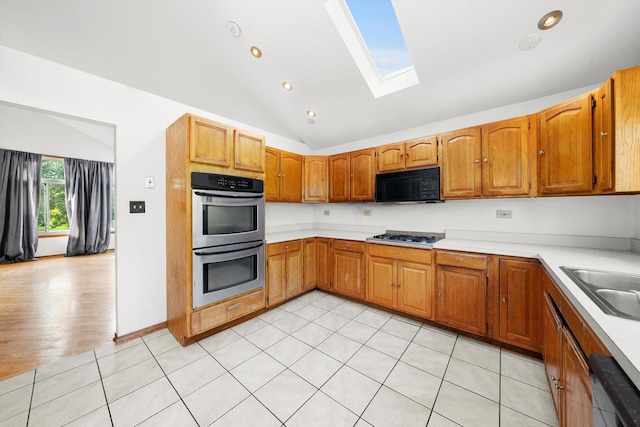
[192,172,264,193]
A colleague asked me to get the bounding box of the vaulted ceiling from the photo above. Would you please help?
[1,0,639,151]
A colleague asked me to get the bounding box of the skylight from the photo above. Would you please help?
[326,0,419,98]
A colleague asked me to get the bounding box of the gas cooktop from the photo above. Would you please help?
[367,231,445,249]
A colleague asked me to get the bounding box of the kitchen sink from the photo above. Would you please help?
[560,267,640,321]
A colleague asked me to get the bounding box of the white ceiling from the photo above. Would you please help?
[1,0,639,151]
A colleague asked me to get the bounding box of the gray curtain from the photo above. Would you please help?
[0,149,42,263]
[64,158,113,256]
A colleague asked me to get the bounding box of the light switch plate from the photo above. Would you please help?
[145,176,155,189]
[496,209,512,219]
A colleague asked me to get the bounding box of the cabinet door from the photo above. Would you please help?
[280,151,302,202]
[351,148,376,201]
[378,143,405,173]
[189,116,232,167]
[285,247,303,298]
[267,252,286,307]
[498,259,540,350]
[435,265,487,335]
[303,156,328,202]
[542,292,563,415]
[234,129,265,173]
[265,147,280,202]
[303,239,317,291]
[397,261,433,319]
[405,136,438,169]
[366,256,396,308]
[440,127,482,198]
[594,79,614,193]
[539,94,593,194]
[329,153,351,202]
[316,238,331,291]
[561,328,593,427]
[482,116,532,197]
[332,248,364,299]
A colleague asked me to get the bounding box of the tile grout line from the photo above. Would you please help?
[93,348,115,427]
[25,369,36,427]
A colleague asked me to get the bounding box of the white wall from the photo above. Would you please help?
[0,46,308,336]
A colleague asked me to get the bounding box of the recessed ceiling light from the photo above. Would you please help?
[538,10,563,30]
[227,21,241,38]
[282,82,293,91]
[306,110,316,118]
[250,46,262,58]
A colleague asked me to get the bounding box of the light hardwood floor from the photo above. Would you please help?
[0,251,115,381]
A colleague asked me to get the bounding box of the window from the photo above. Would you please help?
[38,158,69,234]
[326,0,419,98]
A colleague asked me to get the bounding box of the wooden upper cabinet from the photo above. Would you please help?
[234,129,265,173]
[329,149,375,202]
[405,136,438,169]
[378,137,438,173]
[378,142,405,173]
[351,148,376,201]
[481,116,534,197]
[303,156,328,202]
[265,147,302,202]
[498,259,540,351]
[329,153,351,202]
[611,65,640,193]
[593,79,614,194]
[538,94,593,195]
[189,115,232,167]
[440,127,482,198]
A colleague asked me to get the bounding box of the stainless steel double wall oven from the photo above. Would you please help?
[191,172,265,309]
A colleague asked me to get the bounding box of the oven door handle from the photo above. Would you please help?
[194,191,263,199]
[194,241,264,256]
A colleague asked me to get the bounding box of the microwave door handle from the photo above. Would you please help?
[194,191,263,199]
[194,241,264,256]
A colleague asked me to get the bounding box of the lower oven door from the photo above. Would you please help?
[192,240,265,310]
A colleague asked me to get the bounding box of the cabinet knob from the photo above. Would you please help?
[483,158,488,163]
[502,298,507,303]
[600,131,608,137]
[390,283,395,287]
[437,292,442,297]
[474,159,480,163]
[397,284,401,288]
[554,384,565,390]
[346,243,350,247]
[539,150,545,155]
[551,375,559,382]
[236,161,240,165]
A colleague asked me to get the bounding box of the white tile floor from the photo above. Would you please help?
[0,291,558,427]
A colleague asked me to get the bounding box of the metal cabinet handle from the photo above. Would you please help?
[600,132,608,137]
[390,283,395,287]
[474,159,480,163]
[502,298,507,303]
[539,150,545,155]
[555,384,565,390]
[483,158,488,163]
[397,284,401,288]
[551,375,559,382]
[227,303,241,311]
[285,246,288,250]
[437,292,442,297]
[236,161,240,165]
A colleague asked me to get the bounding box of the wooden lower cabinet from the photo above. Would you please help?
[435,251,488,336]
[331,240,365,299]
[316,238,331,291]
[191,289,265,335]
[367,244,433,318]
[302,238,317,291]
[497,259,541,351]
[267,240,303,307]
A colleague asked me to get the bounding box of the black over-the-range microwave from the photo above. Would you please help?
[375,166,442,203]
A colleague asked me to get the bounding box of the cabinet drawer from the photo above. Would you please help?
[436,250,487,270]
[332,240,365,253]
[368,243,433,265]
[267,240,302,256]
[191,289,265,335]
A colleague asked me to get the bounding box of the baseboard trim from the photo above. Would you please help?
[114,321,167,344]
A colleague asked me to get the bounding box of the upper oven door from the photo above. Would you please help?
[192,189,265,249]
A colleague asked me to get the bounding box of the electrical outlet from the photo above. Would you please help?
[362,209,372,217]
[496,209,512,219]
[323,210,330,216]
[130,201,146,213]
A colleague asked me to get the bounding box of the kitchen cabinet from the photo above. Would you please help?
[497,259,540,351]
[593,78,614,194]
[165,113,266,345]
[186,114,265,178]
[367,244,434,319]
[267,240,303,307]
[303,156,328,202]
[265,147,302,202]
[377,136,438,173]
[435,250,489,336]
[440,117,535,199]
[302,238,317,291]
[329,148,376,202]
[331,239,365,299]
[316,238,331,291]
[538,93,593,195]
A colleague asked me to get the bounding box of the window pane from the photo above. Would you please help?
[48,183,69,231]
[38,183,46,232]
[41,159,65,180]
